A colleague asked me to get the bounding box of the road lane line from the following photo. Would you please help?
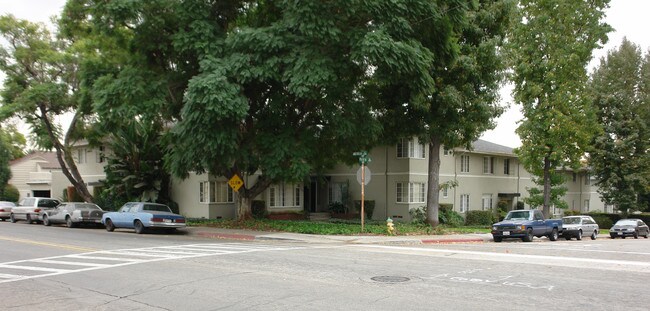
[0,236,97,252]
[0,264,72,273]
[353,244,650,273]
[34,259,111,267]
[66,255,145,262]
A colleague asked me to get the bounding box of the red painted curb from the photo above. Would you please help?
[421,238,485,244]
[196,232,256,241]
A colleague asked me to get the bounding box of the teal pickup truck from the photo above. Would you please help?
[491,210,563,242]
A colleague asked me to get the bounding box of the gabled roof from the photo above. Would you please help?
[9,151,61,169]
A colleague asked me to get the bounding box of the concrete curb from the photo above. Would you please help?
[195,232,256,241]
[421,238,487,244]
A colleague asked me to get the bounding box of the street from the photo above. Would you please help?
[1,221,648,310]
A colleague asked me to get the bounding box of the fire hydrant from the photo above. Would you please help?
[386,217,395,235]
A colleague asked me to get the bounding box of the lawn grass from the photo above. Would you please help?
[188,218,491,236]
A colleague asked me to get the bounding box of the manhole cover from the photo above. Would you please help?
[371,276,410,283]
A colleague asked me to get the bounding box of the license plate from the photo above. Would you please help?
[503,231,510,236]
[163,219,171,223]
[617,232,623,235]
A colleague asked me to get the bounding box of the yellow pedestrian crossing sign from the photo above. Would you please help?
[228,174,244,192]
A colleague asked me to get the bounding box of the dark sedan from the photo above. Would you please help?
[609,219,649,239]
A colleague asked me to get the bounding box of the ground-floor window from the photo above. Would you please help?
[460,194,470,213]
[199,181,234,203]
[481,194,492,211]
[396,182,425,203]
[269,183,302,208]
[329,182,348,204]
[584,200,590,212]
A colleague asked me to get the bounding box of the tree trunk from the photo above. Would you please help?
[426,137,442,227]
[237,196,253,221]
[234,174,272,222]
[39,105,94,203]
[542,155,552,218]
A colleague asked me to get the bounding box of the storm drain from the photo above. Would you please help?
[371,276,411,283]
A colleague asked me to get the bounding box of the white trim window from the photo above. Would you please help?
[584,174,590,186]
[481,194,493,211]
[396,182,426,203]
[269,183,302,208]
[77,148,87,164]
[460,155,470,173]
[96,146,106,163]
[199,181,234,203]
[460,194,470,213]
[483,156,495,174]
[442,187,449,198]
[584,200,590,212]
[443,148,452,156]
[397,138,425,159]
[503,158,510,175]
[329,182,347,204]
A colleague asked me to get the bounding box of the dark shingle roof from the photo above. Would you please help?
[468,139,515,156]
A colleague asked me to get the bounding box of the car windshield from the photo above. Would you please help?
[562,217,581,224]
[143,204,172,213]
[616,220,637,226]
[505,211,530,220]
[37,199,60,208]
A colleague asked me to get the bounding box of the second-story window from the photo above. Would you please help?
[503,159,510,175]
[483,156,495,174]
[460,155,470,173]
[96,146,105,163]
[397,138,425,159]
[77,148,86,164]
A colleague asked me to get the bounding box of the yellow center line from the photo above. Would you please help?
[0,236,98,252]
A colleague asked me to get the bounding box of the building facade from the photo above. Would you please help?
[9,139,607,220]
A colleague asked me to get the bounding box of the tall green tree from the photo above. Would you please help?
[378,0,514,226]
[0,15,95,202]
[0,122,25,199]
[589,38,650,214]
[509,0,611,218]
[523,173,568,211]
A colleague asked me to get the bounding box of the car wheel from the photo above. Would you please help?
[610,235,616,239]
[10,213,16,223]
[43,215,51,226]
[66,216,77,228]
[591,230,597,240]
[105,219,115,232]
[493,237,502,243]
[548,228,559,241]
[576,230,582,241]
[134,220,145,234]
[523,229,533,242]
[26,214,33,224]
[633,231,639,239]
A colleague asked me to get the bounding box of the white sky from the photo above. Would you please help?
[1,0,649,148]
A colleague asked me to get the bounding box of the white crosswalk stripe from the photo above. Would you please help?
[0,243,308,284]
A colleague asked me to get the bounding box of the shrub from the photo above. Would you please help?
[328,202,346,214]
[409,206,427,225]
[591,215,613,229]
[563,210,582,216]
[465,210,495,226]
[0,184,19,202]
[354,200,375,219]
[252,200,267,219]
[409,205,464,227]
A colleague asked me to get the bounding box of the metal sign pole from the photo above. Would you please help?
[361,161,365,232]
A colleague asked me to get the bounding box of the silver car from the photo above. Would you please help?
[562,215,599,240]
[42,202,105,228]
[0,201,16,221]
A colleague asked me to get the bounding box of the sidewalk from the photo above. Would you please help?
[185,226,493,245]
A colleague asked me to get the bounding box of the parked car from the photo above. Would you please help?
[102,202,186,234]
[491,209,563,242]
[610,219,650,239]
[42,202,105,228]
[10,197,61,224]
[561,215,599,240]
[0,201,16,221]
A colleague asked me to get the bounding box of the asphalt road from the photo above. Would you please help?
[1,221,649,311]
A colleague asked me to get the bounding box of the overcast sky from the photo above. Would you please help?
[1,0,649,148]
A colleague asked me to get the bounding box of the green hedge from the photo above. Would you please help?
[465,210,495,226]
